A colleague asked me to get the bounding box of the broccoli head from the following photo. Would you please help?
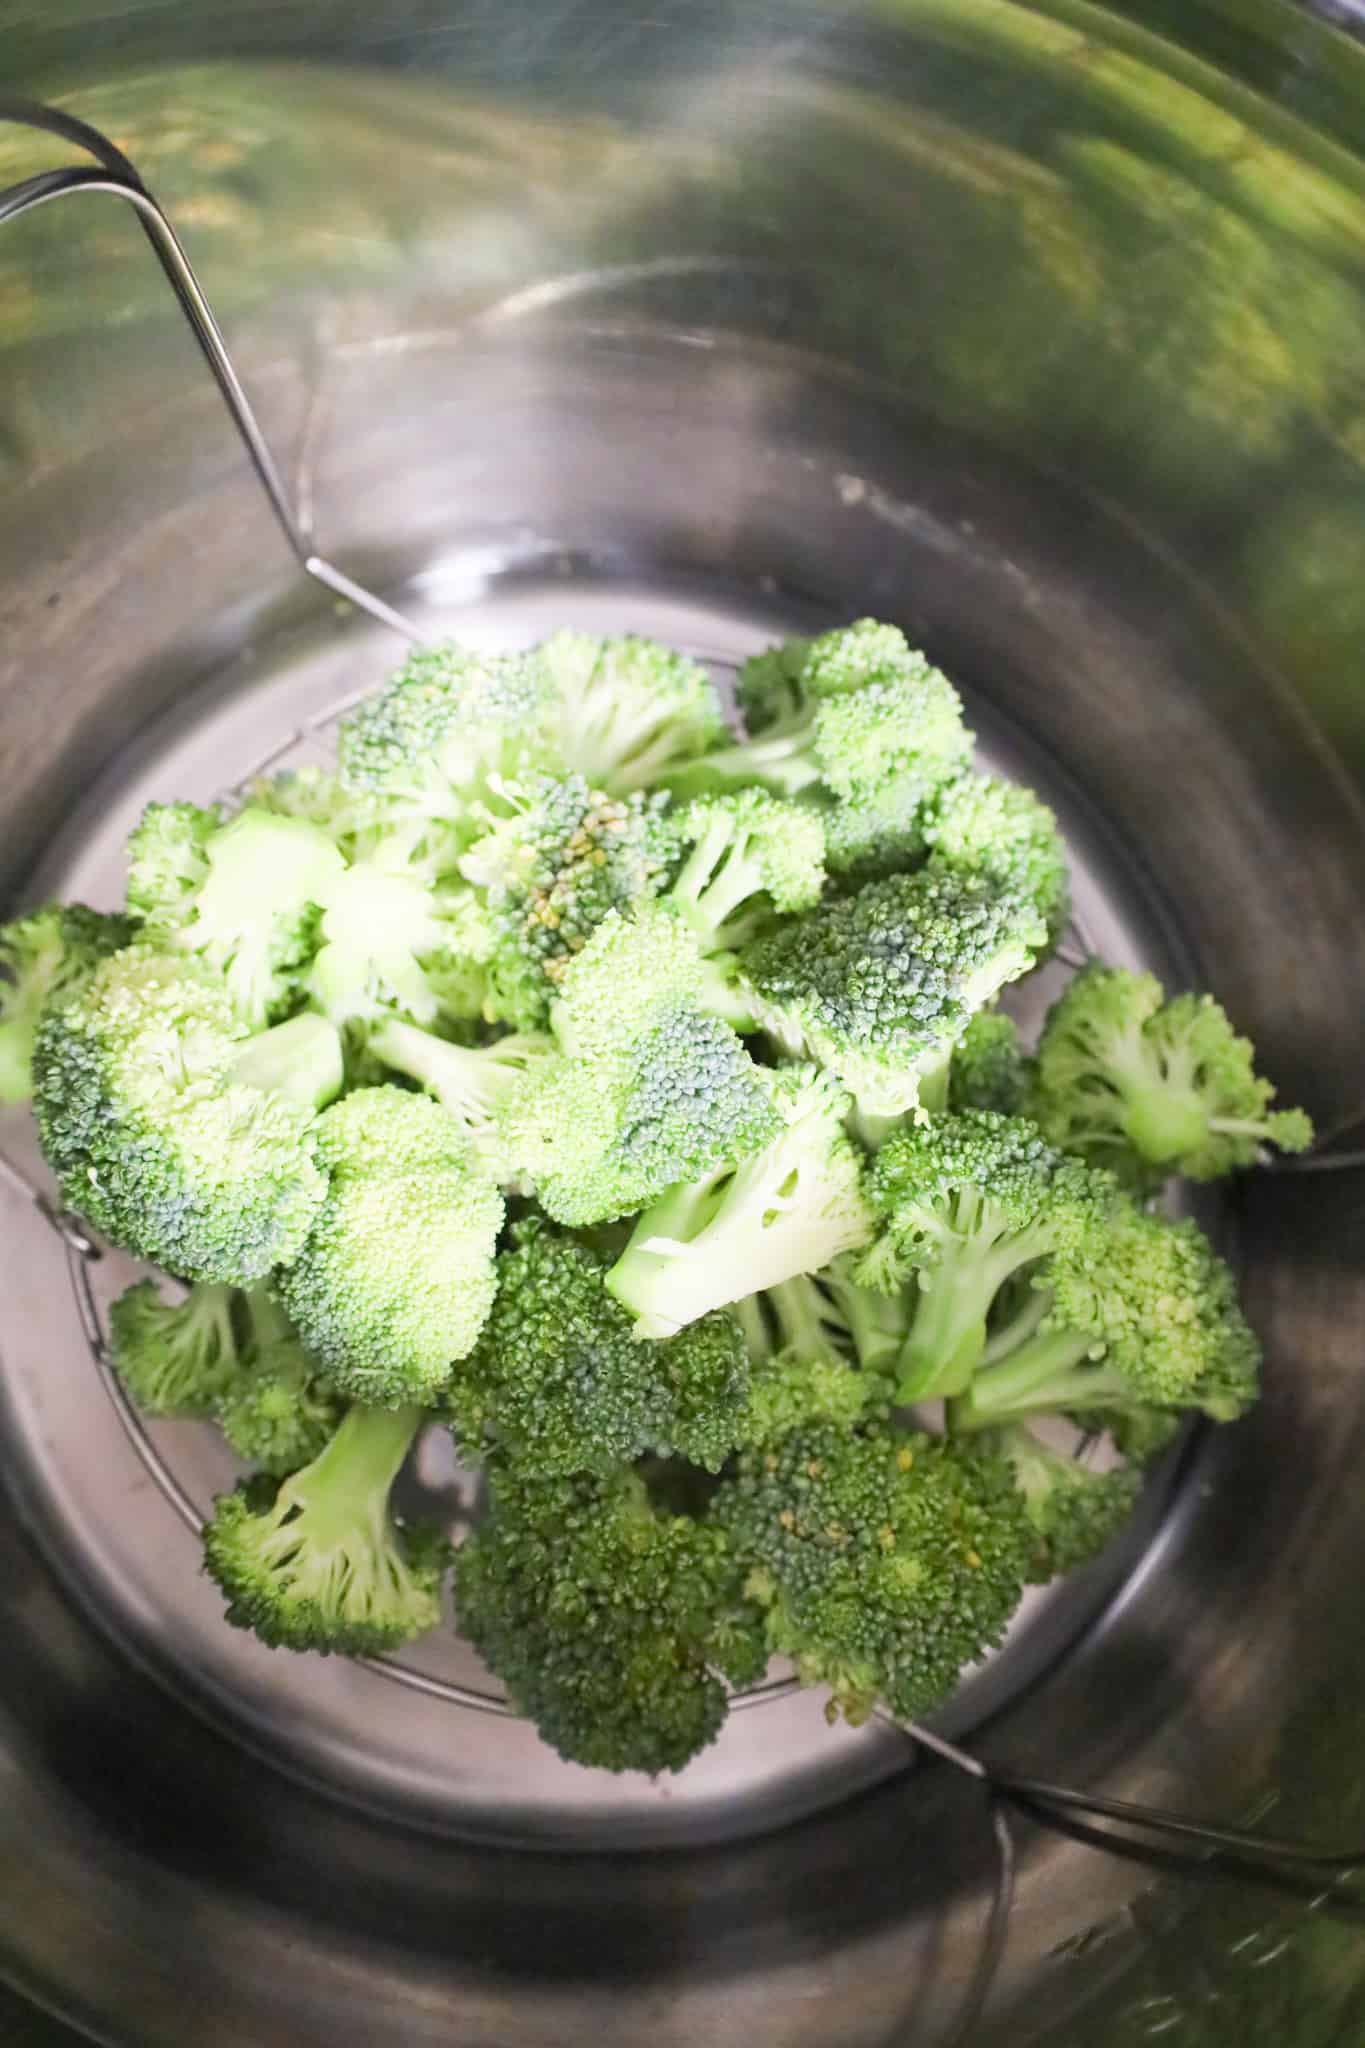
[992,1424,1143,1581]
[745,865,1047,1138]
[713,1421,1033,1724]
[449,1218,750,1472]
[949,1010,1032,1116]
[665,789,826,956]
[950,1206,1260,1431]
[606,1064,874,1339]
[0,901,134,1104]
[108,1276,242,1417]
[276,1087,504,1406]
[532,630,728,792]
[216,1288,344,1477]
[32,948,332,1283]
[458,774,675,1028]
[1031,963,1312,1185]
[735,1273,887,1448]
[861,1109,1116,1402]
[454,1460,738,1774]
[203,1402,445,1654]
[920,771,1070,948]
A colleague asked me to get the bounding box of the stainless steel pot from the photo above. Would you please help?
[3,4,1365,2042]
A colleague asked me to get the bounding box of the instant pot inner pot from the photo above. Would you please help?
[3,106,1365,2044]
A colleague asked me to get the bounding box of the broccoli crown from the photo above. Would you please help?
[949,1010,1033,1116]
[305,861,449,1035]
[745,865,1046,1119]
[454,1460,735,1774]
[216,1288,345,1477]
[338,644,557,821]
[667,789,826,953]
[921,772,1070,945]
[817,777,930,883]
[533,630,727,792]
[0,901,134,1104]
[203,1402,444,1655]
[276,1086,504,1405]
[713,1422,1032,1724]
[1031,964,1313,1184]
[370,1019,555,1184]
[134,805,345,1031]
[997,1425,1143,1581]
[32,948,328,1283]
[1045,1209,1261,1419]
[863,1110,1116,1400]
[124,800,219,922]
[737,1292,882,1448]
[736,636,810,733]
[449,1219,749,1473]
[606,1064,874,1339]
[459,775,675,1028]
[108,1277,242,1417]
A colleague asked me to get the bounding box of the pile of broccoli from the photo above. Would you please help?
[0,620,1310,1774]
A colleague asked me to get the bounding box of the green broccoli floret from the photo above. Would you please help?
[128,803,344,1030]
[449,1218,749,1473]
[304,861,449,1036]
[124,799,219,921]
[920,771,1070,947]
[457,775,675,1029]
[32,949,335,1283]
[203,1402,444,1655]
[0,902,134,1104]
[454,1460,738,1773]
[670,620,972,805]
[505,906,780,1226]
[1031,964,1313,1184]
[735,636,810,733]
[1091,1404,1186,1463]
[606,1064,874,1339]
[712,1421,1033,1723]
[949,1010,1032,1116]
[276,1087,504,1407]
[949,1206,1260,1431]
[861,1110,1117,1402]
[665,789,826,955]
[744,864,1046,1143]
[992,1423,1143,1581]
[216,1287,344,1476]
[736,1272,885,1447]
[369,1018,555,1183]
[532,630,728,792]
[338,643,558,827]
[108,1276,242,1417]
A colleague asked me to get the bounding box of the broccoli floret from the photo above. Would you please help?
[861,1110,1116,1402]
[1031,964,1313,1184]
[216,1288,344,1477]
[370,1018,555,1183]
[449,1218,749,1473]
[992,1424,1143,1581]
[458,775,675,1029]
[454,1460,737,1773]
[532,630,728,792]
[735,636,810,733]
[744,864,1046,1142]
[305,861,449,1036]
[32,949,333,1283]
[124,799,219,922]
[665,789,826,955]
[670,620,972,804]
[607,1064,874,1339]
[338,643,558,826]
[108,1276,242,1417]
[506,906,780,1226]
[229,1011,344,1107]
[203,1402,444,1655]
[949,1207,1260,1431]
[817,775,932,884]
[0,902,134,1103]
[712,1421,1033,1723]
[736,1273,885,1447]
[276,1086,504,1407]
[129,804,344,1031]
[921,771,1070,947]
[949,1010,1032,1116]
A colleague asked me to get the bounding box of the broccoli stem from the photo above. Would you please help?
[850,1046,953,1153]
[1120,1085,1208,1166]
[948,1328,1111,1429]
[293,1403,423,1540]
[230,1013,344,1108]
[898,1273,993,1401]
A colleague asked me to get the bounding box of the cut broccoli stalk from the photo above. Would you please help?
[230,1012,344,1108]
[606,1066,873,1339]
[202,1402,444,1655]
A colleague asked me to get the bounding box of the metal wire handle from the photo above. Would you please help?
[0,96,425,646]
